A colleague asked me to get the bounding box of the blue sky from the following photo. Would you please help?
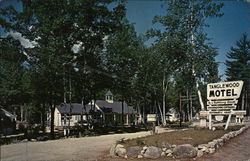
[125,0,250,80]
[1,0,250,80]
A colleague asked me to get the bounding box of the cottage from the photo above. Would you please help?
[166,108,178,122]
[53,91,136,128]
[93,91,136,126]
[53,103,99,127]
[0,108,16,135]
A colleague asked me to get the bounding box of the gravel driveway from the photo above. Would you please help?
[1,130,155,161]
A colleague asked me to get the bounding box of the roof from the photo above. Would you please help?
[95,100,136,114]
[0,108,16,121]
[105,90,113,96]
[166,108,177,115]
[56,101,137,115]
[56,103,99,115]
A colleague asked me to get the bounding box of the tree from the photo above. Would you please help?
[0,0,126,137]
[225,33,250,114]
[0,36,31,113]
[148,0,222,117]
[104,20,145,125]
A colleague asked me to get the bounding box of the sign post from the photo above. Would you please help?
[206,81,245,130]
[147,114,157,135]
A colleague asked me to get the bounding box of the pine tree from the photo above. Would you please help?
[0,36,28,111]
[225,33,250,114]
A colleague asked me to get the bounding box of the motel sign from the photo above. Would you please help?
[207,81,243,100]
[206,80,245,130]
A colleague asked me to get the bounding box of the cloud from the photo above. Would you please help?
[9,32,36,48]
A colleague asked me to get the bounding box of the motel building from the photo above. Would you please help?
[51,91,137,129]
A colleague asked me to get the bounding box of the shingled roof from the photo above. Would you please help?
[57,103,99,115]
[56,101,136,115]
[0,108,16,121]
[95,100,136,114]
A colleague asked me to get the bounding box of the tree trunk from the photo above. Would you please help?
[50,104,55,139]
[122,100,124,128]
[137,100,141,124]
[81,100,84,127]
[42,103,46,133]
[157,102,164,125]
[241,89,245,110]
[20,105,23,122]
[162,72,167,126]
[192,65,205,110]
[142,101,146,124]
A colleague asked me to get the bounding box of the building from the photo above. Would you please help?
[0,108,16,135]
[53,103,99,127]
[53,91,136,127]
[94,91,136,126]
[166,108,178,122]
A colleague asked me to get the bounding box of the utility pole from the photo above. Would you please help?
[179,94,197,126]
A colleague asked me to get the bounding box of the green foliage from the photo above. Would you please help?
[0,0,127,136]
[0,36,30,110]
[0,0,226,132]
[225,33,250,83]
[225,33,250,113]
[147,0,223,113]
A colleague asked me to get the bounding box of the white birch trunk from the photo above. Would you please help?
[162,72,167,126]
[191,29,205,110]
[158,103,164,125]
[192,65,205,110]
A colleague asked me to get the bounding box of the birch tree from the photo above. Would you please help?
[148,0,223,112]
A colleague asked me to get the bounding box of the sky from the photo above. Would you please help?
[125,0,250,81]
[0,0,250,81]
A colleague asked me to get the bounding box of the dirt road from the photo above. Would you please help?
[1,130,156,161]
[2,127,249,161]
[199,128,250,161]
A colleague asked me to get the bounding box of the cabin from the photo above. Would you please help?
[52,91,136,128]
[166,108,178,122]
[93,90,136,126]
[53,103,100,127]
[0,108,16,135]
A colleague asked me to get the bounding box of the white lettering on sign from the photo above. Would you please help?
[207,81,243,100]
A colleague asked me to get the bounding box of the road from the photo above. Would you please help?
[199,127,250,161]
[1,127,250,161]
[1,127,170,161]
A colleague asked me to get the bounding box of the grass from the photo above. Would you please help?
[90,126,147,136]
[122,125,243,147]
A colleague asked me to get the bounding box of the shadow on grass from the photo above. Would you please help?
[89,126,148,136]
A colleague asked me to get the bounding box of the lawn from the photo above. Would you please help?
[122,126,243,147]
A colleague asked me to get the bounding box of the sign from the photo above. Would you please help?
[147,114,157,122]
[207,81,243,100]
[206,80,246,130]
[215,115,224,121]
[207,100,238,105]
[232,110,246,116]
[200,110,208,117]
[207,105,237,110]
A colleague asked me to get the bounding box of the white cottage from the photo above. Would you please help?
[166,108,178,122]
[51,91,136,128]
